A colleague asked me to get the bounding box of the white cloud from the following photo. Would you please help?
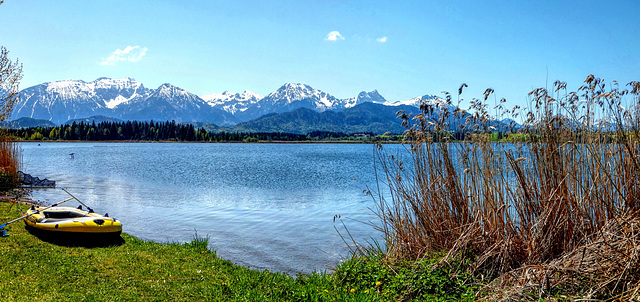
[376,36,388,43]
[100,45,148,66]
[325,31,345,41]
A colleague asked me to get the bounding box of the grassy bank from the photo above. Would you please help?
[0,201,335,301]
[0,200,478,301]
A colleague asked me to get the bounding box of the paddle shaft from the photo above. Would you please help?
[61,188,93,211]
[0,197,74,229]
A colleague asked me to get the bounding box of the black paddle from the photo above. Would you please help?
[0,197,74,237]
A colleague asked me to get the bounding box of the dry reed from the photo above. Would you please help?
[0,133,21,189]
[372,75,640,300]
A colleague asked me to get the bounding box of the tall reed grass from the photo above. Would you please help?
[372,75,640,299]
[0,133,21,190]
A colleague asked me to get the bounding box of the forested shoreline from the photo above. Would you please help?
[5,120,386,142]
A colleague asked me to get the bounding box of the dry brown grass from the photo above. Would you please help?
[483,212,640,300]
[0,134,21,189]
[373,75,640,300]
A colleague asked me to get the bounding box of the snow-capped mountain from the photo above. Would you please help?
[10,77,465,128]
[383,94,443,107]
[13,77,151,124]
[200,90,264,115]
[199,85,389,123]
[12,78,236,126]
[233,83,371,122]
[341,90,387,108]
[114,83,237,125]
[93,77,151,109]
[233,83,335,122]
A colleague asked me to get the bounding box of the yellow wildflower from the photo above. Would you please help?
[350,288,355,293]
[375,281,382,286]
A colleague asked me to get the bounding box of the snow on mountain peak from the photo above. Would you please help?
[200,90,264,114]
[269,83,313,100]
[15,76,461,126]
[46,79,83,91]
[281,82,309,90]
[241,90,263,100]
[93,77,139,87]
[201,90,263,103]
[43,79,95,102]
[384,94,445,107]
[104,95,129,109]
[155,83,193,100]
[157,83,178,93]
[342,90,387,108]
[44,77,143,94]
[265,83,338,109]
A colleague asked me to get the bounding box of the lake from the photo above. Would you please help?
[19,142,390,274]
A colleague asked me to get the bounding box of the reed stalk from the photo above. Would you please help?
[373,75,640,299]
[0,132,21,189]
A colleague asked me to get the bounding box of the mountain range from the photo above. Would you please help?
[8,77,503,134]
[12,78,237,126]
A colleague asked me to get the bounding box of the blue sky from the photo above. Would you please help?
[0,0,638,108]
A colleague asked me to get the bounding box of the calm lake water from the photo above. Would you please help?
[20,142,390,274]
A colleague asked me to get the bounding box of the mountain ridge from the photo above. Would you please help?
[9,77,505,134]
[11,77,452,125]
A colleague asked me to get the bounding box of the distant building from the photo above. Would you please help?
[352,133,371,138]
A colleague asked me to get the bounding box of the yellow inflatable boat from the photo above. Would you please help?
[23,206,122,235]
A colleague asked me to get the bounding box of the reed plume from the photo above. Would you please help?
[373,75,640,300]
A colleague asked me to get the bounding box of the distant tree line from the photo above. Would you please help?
[7,120,311,142]
[5,120,516,143]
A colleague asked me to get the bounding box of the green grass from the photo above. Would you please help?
[0,201,477,301]
[0,201,327,301]
[336,252,478,301]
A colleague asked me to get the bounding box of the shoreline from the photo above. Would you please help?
[14,139,403,144]
[0,189,40,206]
[0,198,344,300]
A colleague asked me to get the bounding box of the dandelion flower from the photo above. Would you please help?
[350,288,355,293]
[375,281,382,286]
